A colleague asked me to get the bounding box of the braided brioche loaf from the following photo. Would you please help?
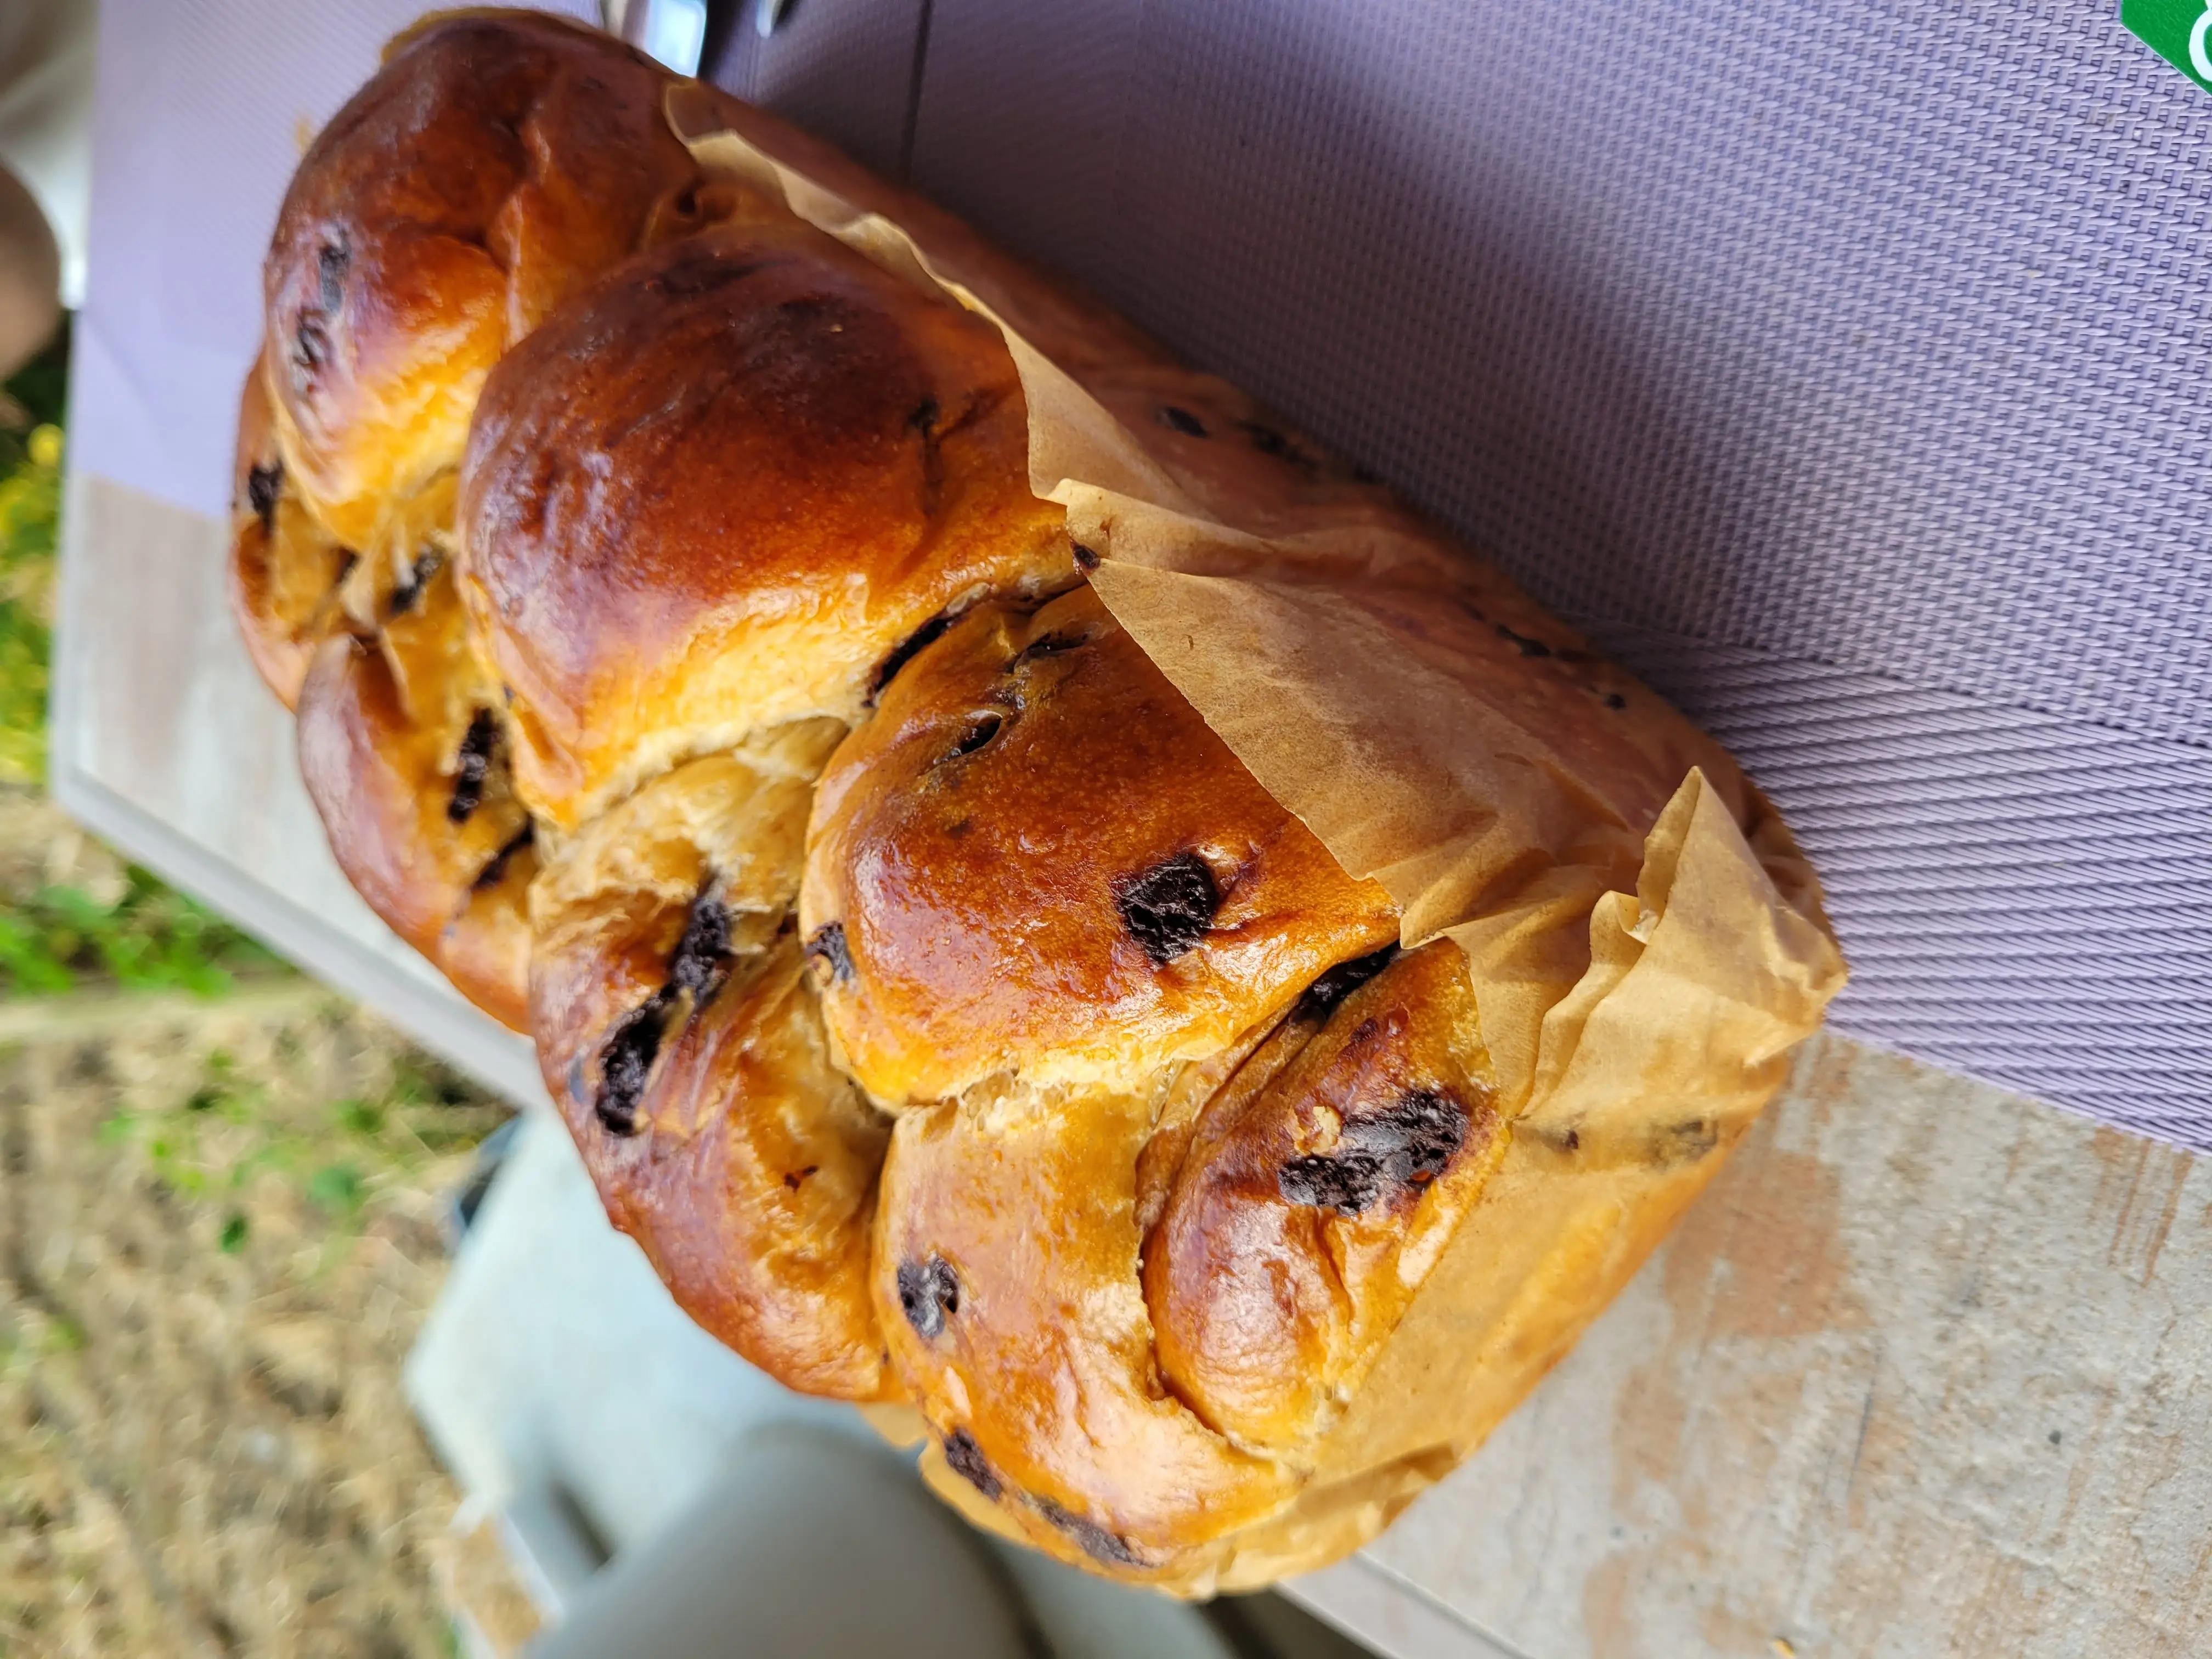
[234,10,1836,1591]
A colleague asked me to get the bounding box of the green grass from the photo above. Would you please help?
[97,1047,502,1250]
[0,866,286,998]
[0,413,57,788]
[0,322,289,1003]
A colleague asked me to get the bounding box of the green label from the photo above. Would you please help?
[2124,0,2212,95]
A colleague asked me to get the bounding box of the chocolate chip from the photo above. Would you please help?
[1278,1150,1380,1214]
[447,710,498,823]
[388,549,442,616]
[1278,1086,1468,1215]
[648,253,772,302]
[805,922,854,985]
[471,825,534,891]
[1495,623,1552,659]
[942,1430,1001,1500]
[1012,629,1092,667]
[1605,692,1627,710]
[1035,1498,1141,1567]
[1113,853,1220,965]
[595,989,673,1135]
[291,317,330,375]
[316,240,349,313]
[667,893,733,1001]
[246,462,283,533]
[1158,405,1208,437]
[947,712,1003,759]
[1071,543,1101,571]
[1291,945,1399,1024]
[869,607,957,701]
[912,397,946,513]
[896,1255,960,1339]
[1235,419,1318,476]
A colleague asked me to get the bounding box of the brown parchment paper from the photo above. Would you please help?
[668,86,1848,1593]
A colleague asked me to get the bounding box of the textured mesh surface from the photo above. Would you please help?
[885,1,2212,1140]
[709,0,922,184]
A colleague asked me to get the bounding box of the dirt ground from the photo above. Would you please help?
[0,789,509,1658]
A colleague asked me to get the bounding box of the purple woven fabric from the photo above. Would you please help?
[719,1,2212,1139]
[72,0,2211,1140]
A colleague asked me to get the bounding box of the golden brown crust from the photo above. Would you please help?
[802,587,1401,1105]
[228,354,354,709]
[263,9,706,546]
[1146,940,1502,1453]
[458,222,1077,830]
[871,1071,1296,1578]
[293,566,533,1030]
[528,737,895,1400]
[237,28,1834,1595]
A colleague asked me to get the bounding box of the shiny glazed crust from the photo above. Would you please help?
[458,221,1075,831]
[234,12,1798,1591]
[528,731,895,1399]
[229,354,352,710]
[239,12,712,1025]
[262,9,704,545]
[802,588,1401,1105]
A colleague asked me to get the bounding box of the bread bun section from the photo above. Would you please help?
[234,10,1846,1593]
[458,221,1072,832]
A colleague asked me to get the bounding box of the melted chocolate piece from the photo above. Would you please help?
[1605,691,1628,710]
[647,252,772,303]
[589,893,741,1133]
[912,397,946,514]
[805,922,855,985]
[667,893,733,1001]
[1012,629,1092,667]
[447,711,498,823]
[1113,853,1220,965]
[1235,419,1319,476]
[1157,405,1208,437]
[291,317,331,375]
[246,462,283,533]
[941,1430,1001,1500]
[896,1255,960,1339]
[595,989,672,1135]
[1278,1086,1468,1215]
[869,607,957,701]
[388,549,442,616]
[1071,542,1101,571]
[316,240,349,313]
[1291,945,1400,1024]
[1495,623,1553,659]
[1035,1499,1142,1567]
[471,824,534,891]
[947,712,1003,759]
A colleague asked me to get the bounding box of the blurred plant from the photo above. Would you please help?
[0,864,286,997]
[98,1048,507,1255]
[0,417,58,786]
[0,325,64,787]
